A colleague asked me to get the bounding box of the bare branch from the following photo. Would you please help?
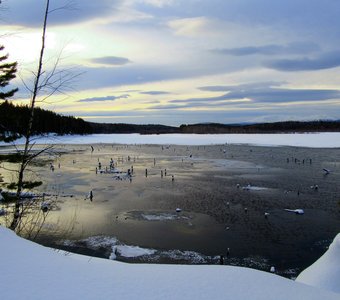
[18,74,33,94]
[48,0,77,14]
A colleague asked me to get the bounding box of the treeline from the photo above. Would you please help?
[88,122,178,134]
[1,101,340,138]
[0,100,92,137]
[179,121,340,133]
[90,120,340,134]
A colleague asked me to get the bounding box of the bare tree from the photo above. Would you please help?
[9,0,78,231]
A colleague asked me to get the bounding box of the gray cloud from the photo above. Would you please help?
[227,88,340,103]
[76,65,177,90]
[140,91,171,95]
[73,61,233,91]
[148,104,184,110]
[264,51,340,71]
[91,56,132,66]
[76,104,340,126]
[148,100,249,110]
[167,83,340,107]
[171,0,340,38]
[212,42,320,56]
[77,94,129,102]
[198,82,285,92]
[3,0,122,27]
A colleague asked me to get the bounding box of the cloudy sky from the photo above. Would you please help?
[1,0,340,125]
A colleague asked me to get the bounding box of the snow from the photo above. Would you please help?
[242,184,268,191]
[141,213,183,221]
[115,245,156,258]
[284,209,305,215]
[296,233,340,294]
[0,226,339,300]
[1,132,340,147]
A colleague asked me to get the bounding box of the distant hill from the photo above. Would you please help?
[1,101,340,141]
[88,122,178,135]
[88,120,340,134]
[179,121,340,133]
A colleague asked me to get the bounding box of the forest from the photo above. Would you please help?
[0,100,92,138]
[1,100,340,139]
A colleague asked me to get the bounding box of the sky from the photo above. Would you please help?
[1,0,340,126]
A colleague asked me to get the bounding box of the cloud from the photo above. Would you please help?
[133,0,176,7]
[234,88,340,103]
[75,65,180,90]
[76,103,340,126]
[264,51,340,71]
[90,56,132,66]
[148,99,249,110]
[171,1,340,36]
[167,17,214,36]
[3,0,122,27]
[169,82,340,106]
[73,61,233,91]
[198,82,285,92]
[139,91,171,95]
[211,42,320,56]
[77,94,129,102]
[148,104,184,110]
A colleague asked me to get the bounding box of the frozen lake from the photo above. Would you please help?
[2,132,340,148]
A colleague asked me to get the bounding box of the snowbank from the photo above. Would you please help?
[2,132,340,147]
[296,233,340,293]
[0,227,339,300]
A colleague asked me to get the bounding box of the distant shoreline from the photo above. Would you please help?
[2,132,340,148]
[88,120,340,135]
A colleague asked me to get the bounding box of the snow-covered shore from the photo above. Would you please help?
[0,226,339,300]
[296,233,340,293]
[2,132,340,148]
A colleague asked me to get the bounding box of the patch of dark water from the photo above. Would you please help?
[32,206,334,280]
[38,231,319,279]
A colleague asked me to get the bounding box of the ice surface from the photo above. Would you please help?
[2,132,340,147]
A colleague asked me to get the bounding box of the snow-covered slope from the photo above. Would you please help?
[0,227,339,300]
[296,233,340,293]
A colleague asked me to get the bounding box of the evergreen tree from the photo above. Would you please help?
[0,45,19,141]
[0,45,18,100]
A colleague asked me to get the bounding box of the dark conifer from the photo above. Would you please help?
[0,45,18,141]
[0,45,18,100]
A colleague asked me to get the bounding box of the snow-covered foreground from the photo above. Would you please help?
[2,132,340,147]
[296,233,340,293]
[0,227,339,300]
